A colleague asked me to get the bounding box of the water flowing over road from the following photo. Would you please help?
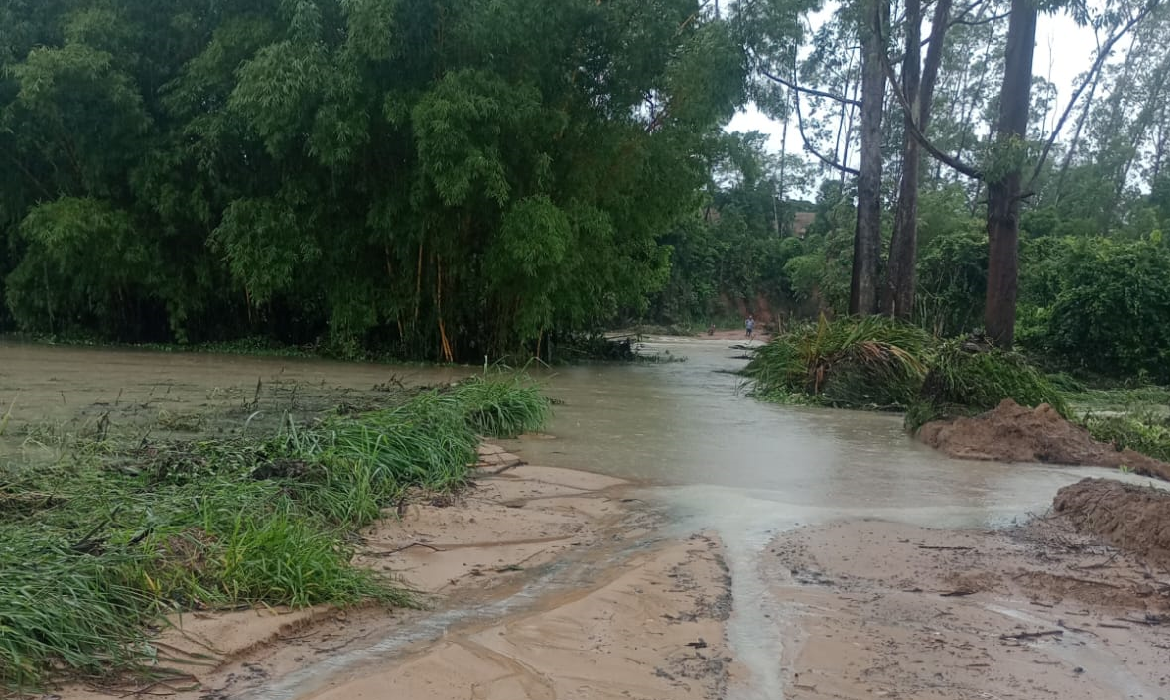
[3,338,1159,699]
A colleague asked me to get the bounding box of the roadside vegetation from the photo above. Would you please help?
[0,376,549,692]
[744,317,1170,467]
[743,316,931,409]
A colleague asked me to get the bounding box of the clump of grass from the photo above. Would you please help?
[449,376,552,438]
[906,336,1069,430]
[0,376,551,691]
[744,315,933,410]
[0,528,155,688]
[1082,412,1170,463]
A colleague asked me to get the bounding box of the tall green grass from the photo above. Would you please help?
[745,315,933,410]
[1082,413,1170,462]
[905,337,1069,430]
[0,376,551,691]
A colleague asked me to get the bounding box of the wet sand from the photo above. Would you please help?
[59,446,736,700]
[302,533,731,700]
[766,519,1170,699]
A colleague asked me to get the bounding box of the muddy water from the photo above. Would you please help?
[501,337,1163,700]
[1,337,1158,699]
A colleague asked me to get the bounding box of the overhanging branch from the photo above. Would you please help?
[876,12,983,179]
[760,66,863,107]
[1026,0,1163,188]
[793,87,861,176]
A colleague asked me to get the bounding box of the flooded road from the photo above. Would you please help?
[499,337,1161,700]
[2,338,1161,700]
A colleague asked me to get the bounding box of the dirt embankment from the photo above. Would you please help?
[1054,477,1170,569]
[919,398,1170,480]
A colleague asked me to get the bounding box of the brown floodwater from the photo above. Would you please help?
[2,337,1161,700]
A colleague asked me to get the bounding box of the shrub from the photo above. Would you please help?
[907,336,1069,429]
[745,315,932,409]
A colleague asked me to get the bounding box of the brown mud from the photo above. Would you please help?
[0,339,465,460]
[1055,477,1170,568]
[767,516,1170,700]
[919,398,1170,480]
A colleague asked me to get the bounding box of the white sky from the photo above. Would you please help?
[729,12,1094,165]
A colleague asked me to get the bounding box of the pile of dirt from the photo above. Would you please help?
[918,398,1170,480]
[1053,478,1170,568]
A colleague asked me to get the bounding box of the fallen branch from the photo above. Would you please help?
[1000,629,1063,641]
[365,541,446,557]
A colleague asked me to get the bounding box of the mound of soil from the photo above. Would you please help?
[1053,478,1170,568]
[918,398,1170,480]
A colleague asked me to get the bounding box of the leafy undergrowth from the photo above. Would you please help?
[0,376,550,692]
[1082,412,1170,463]
[905,337,1070,430]
[1071,385,1170,464]
[743,315,932,410]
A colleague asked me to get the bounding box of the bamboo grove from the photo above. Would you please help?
[0,0,755,360]
[4,0,1170,371]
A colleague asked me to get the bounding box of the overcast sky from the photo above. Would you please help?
[729,11,1096,159]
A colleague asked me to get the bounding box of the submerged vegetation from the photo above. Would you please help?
[0,377,550,691]
[744,316,931,410]
[746,318,1063,423]
[905,338,1070,429]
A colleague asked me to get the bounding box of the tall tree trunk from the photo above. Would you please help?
[985,0,1037,349]
[851,0,886,316]
[883,0,951,319]
[882,0,922,319]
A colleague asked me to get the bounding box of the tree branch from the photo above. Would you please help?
[793,87,861,176]
[1026,0,1163,188]
[949,11,1011,27]
[760,66,863,107]
[878,32,983,179]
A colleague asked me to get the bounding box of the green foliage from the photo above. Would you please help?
[908,337,1070,429]
[1082,413,1170,463]
[1,0,750,358]
[745,315,932,409]
[913,200,987,336]
[0,378,551,690]
[1039,238,1170,381]
[647,132,817,325]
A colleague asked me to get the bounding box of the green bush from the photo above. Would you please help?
[907,337,1069,429]
[1082,413,1170,463]
[1042,239,1170,381]
[745,315,932,409]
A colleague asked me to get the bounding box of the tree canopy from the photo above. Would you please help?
[1,0,749,359]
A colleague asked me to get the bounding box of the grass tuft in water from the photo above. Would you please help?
[905,337,1069,430]
[744,315,933,410]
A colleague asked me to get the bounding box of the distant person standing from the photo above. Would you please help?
[745,315,755,340]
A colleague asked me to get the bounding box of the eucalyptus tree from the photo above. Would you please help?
[885,0,1162,347]
[740,0,889,315]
